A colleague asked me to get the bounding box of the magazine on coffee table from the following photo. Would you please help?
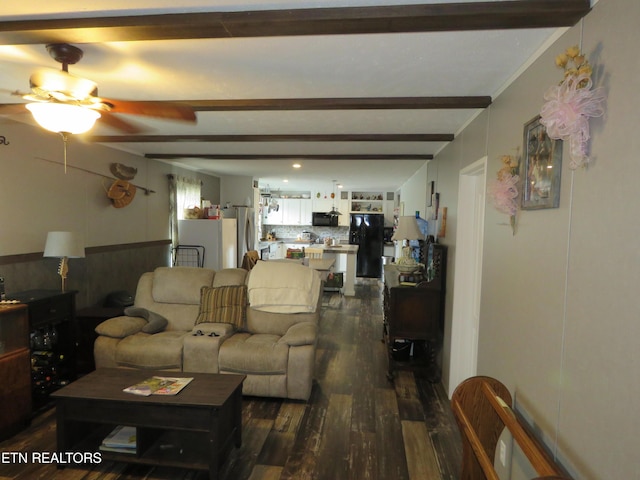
[123,376,194,396]
[100,425,137,454]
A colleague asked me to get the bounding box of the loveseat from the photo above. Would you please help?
[93,261,322,401]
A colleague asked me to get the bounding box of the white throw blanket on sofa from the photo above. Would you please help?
[248,261,321,313]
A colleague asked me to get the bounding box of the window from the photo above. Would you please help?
[168,175,202,247]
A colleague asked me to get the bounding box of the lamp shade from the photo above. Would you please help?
[43,231,85,258]
[26,103,100,135]
[392,216,423,241]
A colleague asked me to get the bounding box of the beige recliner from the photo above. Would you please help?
[94,262,321,401]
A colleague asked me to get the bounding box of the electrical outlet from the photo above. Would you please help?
[499,439,507,466]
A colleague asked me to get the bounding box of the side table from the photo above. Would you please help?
[75,306,124,374]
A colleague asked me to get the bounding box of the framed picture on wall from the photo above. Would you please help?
[521,115,562,210]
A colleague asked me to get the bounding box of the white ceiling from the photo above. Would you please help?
[0,1,576,192]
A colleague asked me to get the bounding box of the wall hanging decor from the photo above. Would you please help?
[110,163,138,181]
[521,116,562,210]
[488,152,520,234]
[539,45,606,170]
[106,179,136,208]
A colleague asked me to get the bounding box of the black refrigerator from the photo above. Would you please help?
[349,214,384,278]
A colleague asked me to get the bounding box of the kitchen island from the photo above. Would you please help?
[316,244,359,297]
[258,240,359,296]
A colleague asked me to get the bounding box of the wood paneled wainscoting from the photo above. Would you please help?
[0,240,171,309]
[0,279,462,480]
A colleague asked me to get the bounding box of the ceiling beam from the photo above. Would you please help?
[177,97,492,111]
[0,1,592,45]
[89,133,454,143]
[145,154,434,160]
[0,96,491,113]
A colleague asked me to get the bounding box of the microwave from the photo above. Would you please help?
[312,212,338,227]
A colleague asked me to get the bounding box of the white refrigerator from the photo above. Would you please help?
[221,206,256,267]
[178,219,237,270]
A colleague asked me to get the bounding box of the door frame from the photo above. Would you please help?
[447,157,487,397]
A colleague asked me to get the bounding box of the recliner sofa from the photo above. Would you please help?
[93,262,322,401]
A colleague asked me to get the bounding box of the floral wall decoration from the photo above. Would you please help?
[539,45,606,169]
[488,152,520,235]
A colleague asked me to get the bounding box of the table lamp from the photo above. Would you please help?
[44,231,85,292]
[392,216,423,272]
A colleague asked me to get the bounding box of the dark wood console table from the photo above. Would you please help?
[9,289,77,411]
[383,244,447,382]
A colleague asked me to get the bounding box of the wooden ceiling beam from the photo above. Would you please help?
[0,96,491,113]
[89,133,454,143]
[145,154,434,160]
[180,96,492,111]
[0,1,591,45]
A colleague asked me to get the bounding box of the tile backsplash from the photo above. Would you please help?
[264,225,349,242]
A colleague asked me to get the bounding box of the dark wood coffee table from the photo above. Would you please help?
[51,368,245,480]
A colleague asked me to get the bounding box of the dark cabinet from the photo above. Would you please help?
[383,244,447,382]
[10,290,77,411]
[0,304,31,439]
[75,306,124,374]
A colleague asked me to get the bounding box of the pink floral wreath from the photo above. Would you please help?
[539,46,606,169]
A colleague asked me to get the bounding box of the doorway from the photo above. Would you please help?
[447,157,486,398]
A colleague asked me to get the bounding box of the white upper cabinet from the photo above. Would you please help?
[281,198,312,226]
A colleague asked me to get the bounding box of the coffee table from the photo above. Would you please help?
[51,368,245,480]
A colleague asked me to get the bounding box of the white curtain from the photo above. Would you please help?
[168,175,202,248]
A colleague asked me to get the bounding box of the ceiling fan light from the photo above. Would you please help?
[26,102,100,134]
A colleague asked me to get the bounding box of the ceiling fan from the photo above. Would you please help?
[0,43,196,135]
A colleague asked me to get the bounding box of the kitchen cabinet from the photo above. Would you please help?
[300,199,312,225]
[281,198,312,226]
[338,199,350,226]
[263,199,311,226]
[262,200,284,225]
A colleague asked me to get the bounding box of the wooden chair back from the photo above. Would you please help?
[451,376,571,480]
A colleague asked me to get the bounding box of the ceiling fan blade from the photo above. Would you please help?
[0,104,28,115]
[98,112,148,134]
[101,99,196,123]
[30,69,98,101]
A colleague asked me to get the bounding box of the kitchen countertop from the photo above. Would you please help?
[320,244,358,254]
[257,239,283,249]
[257,240,358,254]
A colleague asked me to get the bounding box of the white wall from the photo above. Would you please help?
[220,174,256,208]
[431,1,639,478]
[398,161,428,217]
[0,120,219,255]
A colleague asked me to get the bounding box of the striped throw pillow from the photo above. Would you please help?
[195,285,247,329]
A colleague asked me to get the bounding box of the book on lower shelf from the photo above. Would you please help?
[100,425,136,454]
[123,376,194,396]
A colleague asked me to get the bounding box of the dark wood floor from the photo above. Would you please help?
[0,279,461,480]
